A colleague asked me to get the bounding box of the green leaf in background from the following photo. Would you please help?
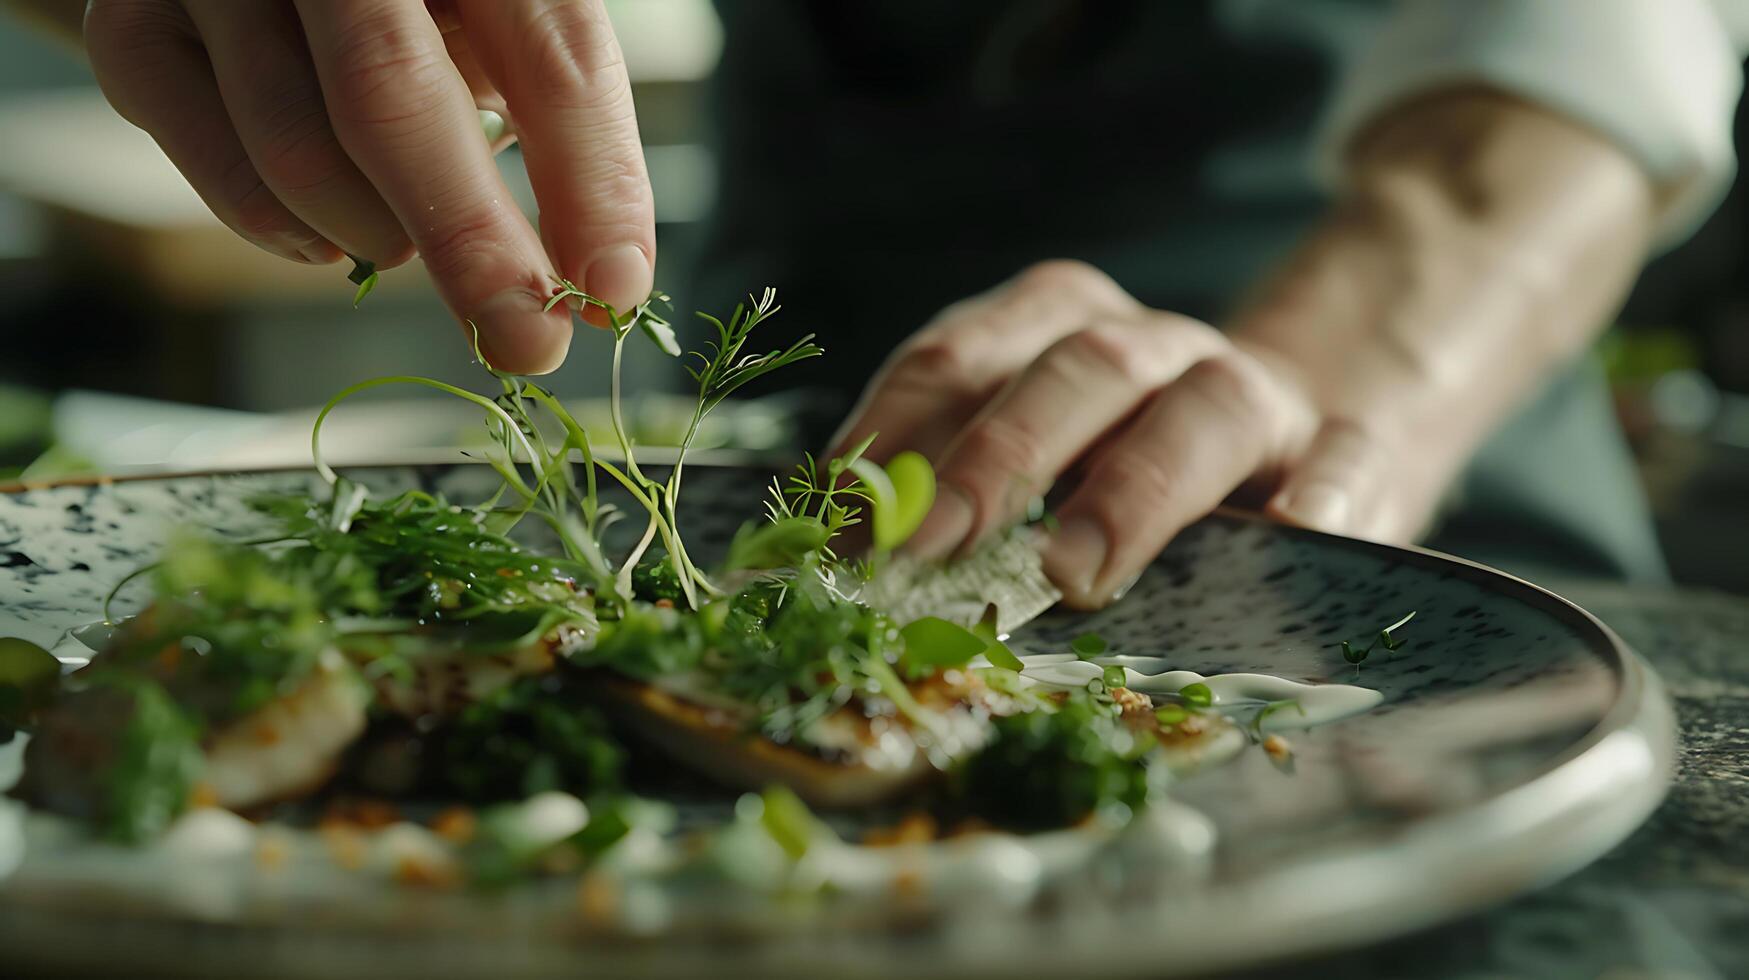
[100,678,203,843]
[1070,631,1108,658]
[899,615,988,677]
[0,637,60,733]
[758,784,817,860]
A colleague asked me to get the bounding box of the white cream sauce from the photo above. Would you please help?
[1008,652,1383,730]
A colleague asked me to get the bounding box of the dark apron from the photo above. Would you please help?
[687,0,1668,583]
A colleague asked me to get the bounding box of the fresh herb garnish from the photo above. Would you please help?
[346,255,379,308]
[1177,682,1213,709]
[957,690,1153,831]
[1339,611,1416,675]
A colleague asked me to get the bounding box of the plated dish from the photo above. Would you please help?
[0,290,1675,978]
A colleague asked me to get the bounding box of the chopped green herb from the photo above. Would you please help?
[1154,704,1188,727]
[958,690,1152,831]
[1101,664,1127,691]
[1178,682,1213,708]
[1337,611,1417,674]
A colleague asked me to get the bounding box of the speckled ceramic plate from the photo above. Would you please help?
[0,461,1675,979]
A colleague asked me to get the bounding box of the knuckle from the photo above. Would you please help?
[249,85,348,191]
[85,0,183,56]
[327,12,452,126]
[516,3,632,113]
[1185,353,1276,427]
[418,208,510,283]
[85,0,193,117]
[885,339,975,392]
[231,180,291,241]
[1090,450,1181,511]
[953,417,1046,487]
[1013,258,1133,308]
[1049,325,1153,386]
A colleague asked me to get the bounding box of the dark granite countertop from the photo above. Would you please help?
[1223,584,1749,980]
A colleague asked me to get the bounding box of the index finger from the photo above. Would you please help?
[458,0,656,317]
[293,0,571,373]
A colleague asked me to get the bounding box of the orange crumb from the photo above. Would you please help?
[395,855,459,890]
[255,835,290,872]
[1263,734,1293,762]
[578,873,618,922]
[863,811,938,847]
[1110,686,1153,717]
[429,806,477,844]
[187,782,219,809]
[322,826,367,870]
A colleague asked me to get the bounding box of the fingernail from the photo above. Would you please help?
[583,243,654,317]
[479,108,507,147]
[1042,516,1107,600]
[473,289,571,375]
[1111,570,1143,603]
[1274,483,1349,531]
[904,487,974,561]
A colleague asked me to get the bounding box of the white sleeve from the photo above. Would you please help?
[1314,0,1749,247]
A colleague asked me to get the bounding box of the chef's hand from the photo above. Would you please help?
[81,0,653,373]
[833,89,1655,609]
[829,262,1377,609]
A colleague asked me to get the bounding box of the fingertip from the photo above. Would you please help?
[1267,483,1350,533]
[1040,514,1107,606]
[471,289,573,375]
[902,486,974,562]
[580,243,654,319]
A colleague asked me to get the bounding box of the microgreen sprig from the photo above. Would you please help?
[1338,611,1416,675]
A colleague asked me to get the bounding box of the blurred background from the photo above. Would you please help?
[0,0,1744,594]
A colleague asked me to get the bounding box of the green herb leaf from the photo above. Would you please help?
[1070,632,1108,658]
[346,255,379,307]
[351,271,379,308]
[1101,664,1127,691]
[899,616,989,677]
[972,605,1025,671]
[723,517,830,571]
[1178,682,1213,708]
[99,677,203,843]
[875,451,936,551]
[638,313,682,357]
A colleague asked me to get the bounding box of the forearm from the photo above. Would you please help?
[1230,88,1656,513]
